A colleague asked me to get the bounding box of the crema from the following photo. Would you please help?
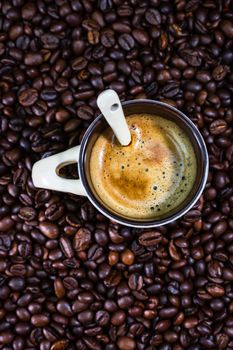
[90,114,197,219]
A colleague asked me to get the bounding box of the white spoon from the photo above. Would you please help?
[97,89,131,146]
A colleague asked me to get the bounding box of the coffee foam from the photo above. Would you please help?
[90,114,197,219]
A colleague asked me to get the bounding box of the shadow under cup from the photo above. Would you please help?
[79,100,209,228]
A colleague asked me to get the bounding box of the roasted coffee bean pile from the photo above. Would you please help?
[0,0,233,349]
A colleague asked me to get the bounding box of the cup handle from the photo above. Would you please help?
[32,146,87,196]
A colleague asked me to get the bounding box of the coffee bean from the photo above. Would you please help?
[22,2,37,20]
[220,20,233,39]
[110,310,126,326]
[57,300,73,317]
[50,340,69,350]
[78,291,94,304]
[207,260,222,278]
[39,221,59,239]
[164,330,178,343]
[94,229,108,246]
[87,30,100,45]
[184,209,201,223]
[185,81,202,93]
[128,273,143,291]
[210,298,225,311]
[159,307,178,318]
[223,268,233,281]
[72,57,88,71]
[13,336,25,350]
[213,220,227,236]
[225,326,233,337]
[117,336,136,350]
[184,316,199,329]
[155,319,171,332]
[9,264,26,276]
[108,251,119,265]
[222,49,233,64]
[95,310,110,326]
[206,284,225,297]
[15,323,31,335]
[77,105,94,120]
[0,217,14,231]
[145,9,161,26]
[161,82,180,97]
[54,278,65,299]
[24,53,43,66]
[41,34,59,49]
[181,49,202,67]
[40,89,58,102]
[196,71,211,83]
[18,88,38,107]
[0,234,12,252]
[9,25,24,41]
[120,249,135,265]
[0,331,14,344]
[58,236,73,258]
[19,206,36,221]
[78,310,93,324]
[139,231,162,246]
[45,203,64,221]
[90,76,104,90]
[213,171,229,189]
[209,119,227,135]
[73,228,91,251]
[216,333,229,349]
[104,270,122,287]
[132,29,150,46]
[213,66,228,82]
[101,29,115,47]
[31,314,50,327]
[118,34,135,51]
[18,242,32,258]
[8,277,25,291]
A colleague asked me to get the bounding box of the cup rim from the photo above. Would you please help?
[79,99,209,228]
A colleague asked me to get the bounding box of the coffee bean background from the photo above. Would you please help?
[0,0,233,349]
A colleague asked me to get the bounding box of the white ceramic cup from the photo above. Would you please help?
[32,100,208,228]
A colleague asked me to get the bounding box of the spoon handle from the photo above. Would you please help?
[97,89,131,146]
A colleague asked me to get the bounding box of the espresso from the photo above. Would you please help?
[90,114,197,219]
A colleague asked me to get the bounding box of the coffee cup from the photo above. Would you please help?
[32,100,208,228]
